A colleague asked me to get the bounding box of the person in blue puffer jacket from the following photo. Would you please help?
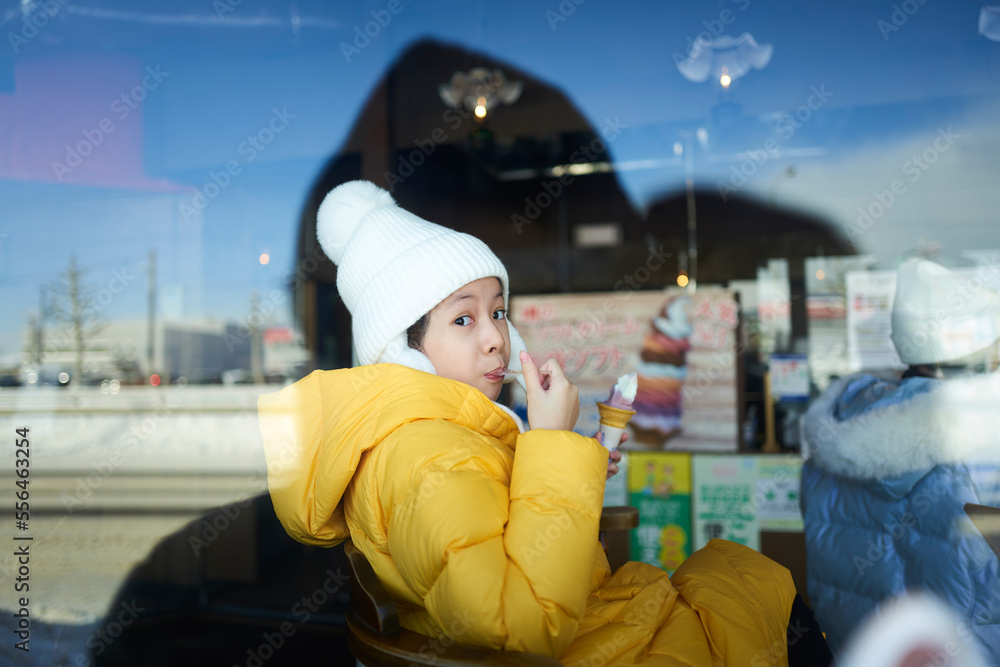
[801,257,1000,662]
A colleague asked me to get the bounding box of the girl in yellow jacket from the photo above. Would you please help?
[258,181,833,666]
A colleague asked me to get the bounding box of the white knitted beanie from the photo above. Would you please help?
[890,258,1000,365]
[316,180,527,380]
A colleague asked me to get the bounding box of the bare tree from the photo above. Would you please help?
[45,255,105,386]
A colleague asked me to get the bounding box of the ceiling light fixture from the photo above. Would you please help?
[438,68,522,119]
[675,32,773,87]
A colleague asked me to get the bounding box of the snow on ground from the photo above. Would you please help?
[0,384,283,653]
[1,384,272,472]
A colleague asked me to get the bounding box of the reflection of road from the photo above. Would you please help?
[25,471,267,513]
[0,474,268,625]
[0,385,276,623]
[2,512,197,623]
[0,472,267,623]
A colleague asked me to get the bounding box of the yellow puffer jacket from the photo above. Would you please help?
[258,365,795,666]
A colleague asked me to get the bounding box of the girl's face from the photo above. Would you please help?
[419,277,511,401]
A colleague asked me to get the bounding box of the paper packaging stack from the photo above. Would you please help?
[597,372,637,450]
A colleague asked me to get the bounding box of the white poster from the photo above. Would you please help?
[845,270,904,372]
[692,455,760,551]
[756,458,804,531]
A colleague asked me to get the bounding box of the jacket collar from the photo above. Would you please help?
[802,371,1000,480]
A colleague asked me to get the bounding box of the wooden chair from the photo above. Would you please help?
[598,505,640,571]
[965,503,1000,559]
[344,506,639,667]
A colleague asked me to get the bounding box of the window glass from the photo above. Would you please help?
[2,1,998,662]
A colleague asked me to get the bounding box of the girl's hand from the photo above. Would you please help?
[520,350,580,431]
[595,431,627,479]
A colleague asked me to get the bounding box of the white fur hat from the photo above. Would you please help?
[316,180,526,380]
[890,258,1000,365]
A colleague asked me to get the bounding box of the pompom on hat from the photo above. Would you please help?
[890,258,1000,365]
[316,180,527,381]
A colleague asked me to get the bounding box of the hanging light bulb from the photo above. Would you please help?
[720,67,732,88]
[677,251,690,288]
[438,68,522,118]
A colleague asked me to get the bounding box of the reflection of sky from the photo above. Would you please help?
[1,0,998,359]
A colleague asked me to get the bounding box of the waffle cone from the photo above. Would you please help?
[597,402,636,428]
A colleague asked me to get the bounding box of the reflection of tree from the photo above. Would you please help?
[248,291,268,385]
[45,256,105,385]
[26,314,43,368]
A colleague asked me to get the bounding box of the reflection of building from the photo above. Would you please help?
[20,317,259,385]
[159,319,250,384]
[262,326,310,379]
[292,39,852,371]
[294,39,651,369]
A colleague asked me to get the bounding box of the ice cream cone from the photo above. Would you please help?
[597,402,636,449]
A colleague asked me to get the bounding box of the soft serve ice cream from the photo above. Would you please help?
[605,372,638,410]
[596,372,638,449]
